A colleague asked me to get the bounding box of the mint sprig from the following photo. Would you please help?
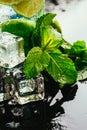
[23,13,77,87]
[68,40,87,81]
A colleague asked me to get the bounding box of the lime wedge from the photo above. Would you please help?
[1,19,35,55]
[0,0,23,5]
[13,0,44,18]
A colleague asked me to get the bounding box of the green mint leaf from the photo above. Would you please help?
[36,13,56,29]
[75,58,87,69]
[41,26,63,52]
[75,49,87,81]
[32,13,58,47]
[46,53,77,87]
[59,39,72,54]
[51,19,62,33]
[69,40,86,56]
[23,47,50,79]
[80,49,87,61]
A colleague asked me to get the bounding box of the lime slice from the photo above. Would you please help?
[0,0,23,5]
[1,19,35,55]
[13,0,44,18]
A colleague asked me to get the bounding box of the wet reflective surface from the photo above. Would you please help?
[47,81,87,130]
[0,80,87,130]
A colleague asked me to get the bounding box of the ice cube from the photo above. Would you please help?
[0,32,25,68]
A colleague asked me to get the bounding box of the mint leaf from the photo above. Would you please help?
[75,49,87,80]
[46,53,77,87]
[36,13,56,29]
[51,19,62,33]
[40,26,63,52]
[32,13,58,47]
[81,49,87,61]
[24,47,77,87]
[23,47,50,79]
[59,39,72,54]
[68,41,87,81]
[69,40,86,56]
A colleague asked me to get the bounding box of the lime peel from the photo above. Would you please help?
[0,0,23,5]
[12,0,45,18]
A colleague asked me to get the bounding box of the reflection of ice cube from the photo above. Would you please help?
[18,80,35,94]
[0,93,4,102]
[0,32,25,68]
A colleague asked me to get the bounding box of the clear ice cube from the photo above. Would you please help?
[0,32,25,68]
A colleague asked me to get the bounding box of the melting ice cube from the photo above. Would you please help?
[0,32,25,68]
